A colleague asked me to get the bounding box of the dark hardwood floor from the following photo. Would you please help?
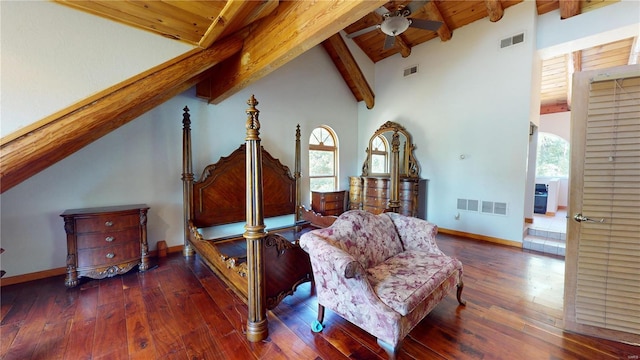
[2,234,638,359]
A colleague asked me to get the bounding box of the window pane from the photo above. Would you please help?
[309,150,334,176]
[536,133,570,177]
[372,154,386,173]
[310,127,334,146]
[310,178,335,192]
[372,136,386,151]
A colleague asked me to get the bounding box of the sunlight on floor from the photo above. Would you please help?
[532,209,567,233]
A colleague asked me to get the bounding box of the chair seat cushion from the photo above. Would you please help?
[367,250,461,316]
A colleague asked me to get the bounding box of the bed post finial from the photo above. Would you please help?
[243,95,268,342]
[182,106,195,256]
[245,94,261,140]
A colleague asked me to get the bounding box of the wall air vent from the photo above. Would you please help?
[457,198,467,210]
[500,32,525,49]
[457,198,479,212]
[459,198,507,215]
[494,202,508,216]
[482,201,494,214]
[403,65,418,77]
[467,199,479,212]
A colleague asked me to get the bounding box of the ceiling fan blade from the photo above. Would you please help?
[346,24,380,38]
[409,18,442,32]
[383,35,396,50]
[406,0,430,14]
[374,6,390,16]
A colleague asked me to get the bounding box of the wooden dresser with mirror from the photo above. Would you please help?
[349,121,427,218]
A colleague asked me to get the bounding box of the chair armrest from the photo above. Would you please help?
[300,231,400,323]
[386,213,444,255]
[300,232,364,279]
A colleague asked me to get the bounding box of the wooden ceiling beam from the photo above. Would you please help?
[199,0,277,49]
[540,101,570,114]
[396,35,412,58]
[322,34,375,109]
[200,0,388,104]
[424,1,452,42]
[559,0,580,19]
[485,0,504,22]
[0,36,244,194]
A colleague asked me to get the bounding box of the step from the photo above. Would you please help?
[523,235,566,257]
[527,227,566,242]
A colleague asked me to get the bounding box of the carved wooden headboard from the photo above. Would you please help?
[191,144,296,228]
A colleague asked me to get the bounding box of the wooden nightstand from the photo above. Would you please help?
[61,204,150,287]
[311,190,347,216]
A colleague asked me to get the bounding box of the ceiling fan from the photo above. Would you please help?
[346,0,442,50]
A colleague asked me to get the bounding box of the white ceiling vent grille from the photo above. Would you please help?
[500,32,525,49]
[403,65,418,77]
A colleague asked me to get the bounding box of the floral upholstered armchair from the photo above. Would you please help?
[299,210,465,359]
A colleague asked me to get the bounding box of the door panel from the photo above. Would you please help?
[564,65,640,345]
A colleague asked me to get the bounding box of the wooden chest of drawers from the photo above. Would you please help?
[349,177,426,217]
[61,204,150,287]
[363,177,390,214]
[311,190,347,216]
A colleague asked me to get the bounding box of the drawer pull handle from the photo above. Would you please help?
[106,253,115,259]
[105,236,114,242]
[105,221,113,227]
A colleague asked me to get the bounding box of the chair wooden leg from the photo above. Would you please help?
[311,304,325,332]
[457,280,467,306]
[317,304,325,323]
[377,338,399,360]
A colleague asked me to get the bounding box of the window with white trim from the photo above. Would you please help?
[309,126,338,191]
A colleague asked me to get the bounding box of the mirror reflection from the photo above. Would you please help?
[362,121,419,179]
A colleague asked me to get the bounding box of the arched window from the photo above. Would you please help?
[309,126,338,191]
[536,132,570,177]
[370,134,389,174]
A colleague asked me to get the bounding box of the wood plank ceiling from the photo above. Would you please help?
[1,0,635,193]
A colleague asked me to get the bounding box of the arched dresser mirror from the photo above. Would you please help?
[350,121,427,217]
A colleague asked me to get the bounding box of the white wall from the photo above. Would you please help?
[537,0,640,59]
[0,1,193,138]
[359,2,538,242]
[540,112,571,141]
[0,5,359,277]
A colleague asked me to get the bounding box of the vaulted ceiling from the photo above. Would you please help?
[1,0,636,193]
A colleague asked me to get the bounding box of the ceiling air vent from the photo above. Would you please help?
[404,65,418,77]
[500,32,525,49]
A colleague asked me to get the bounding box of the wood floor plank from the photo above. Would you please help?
[190,289,237,338]
[124,283,157,359]
[31,319,72,360]
[182,325,226,360]
[141,286,185,356]
[0,322,21,358]
[92,301,128,359]
[63,318,96,360]
[1,233,637,359]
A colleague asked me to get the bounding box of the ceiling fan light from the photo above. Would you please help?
[380,16,410,36]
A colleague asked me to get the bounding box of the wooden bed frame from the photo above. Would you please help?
[180,97,317,340]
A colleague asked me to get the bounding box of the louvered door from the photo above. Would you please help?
[564,65,640,345]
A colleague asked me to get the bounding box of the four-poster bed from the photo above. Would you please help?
[181,96,316,340]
